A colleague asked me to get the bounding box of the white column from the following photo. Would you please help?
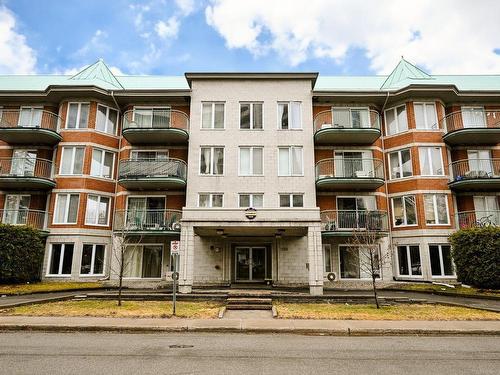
[307,224,324,295]
[178,223,194,293]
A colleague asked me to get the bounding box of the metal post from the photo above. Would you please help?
[172,253,177,316]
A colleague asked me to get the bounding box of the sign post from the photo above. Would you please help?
[170,241,180,316]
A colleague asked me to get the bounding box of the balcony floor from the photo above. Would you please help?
[122,128,188,144]
[316,177,385,191]
[0,177,56,190]
[0,128,62,145]
[448,178,500,191]
[314,128,381,145]
[443,128,500,145]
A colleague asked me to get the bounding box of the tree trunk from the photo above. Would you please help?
[372,275,380,309]
[118,251,124,307]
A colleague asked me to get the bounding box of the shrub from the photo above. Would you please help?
[449,226,500,290]
[0,224,46,284]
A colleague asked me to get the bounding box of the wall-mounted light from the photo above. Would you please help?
[216,228,224,236]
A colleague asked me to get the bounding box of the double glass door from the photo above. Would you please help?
[235,247,266,281]
[11,150,36,176]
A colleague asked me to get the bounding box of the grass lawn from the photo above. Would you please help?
[0,300,222,319]
[0,282,106,296]
[274,302,500,320]
[386,283,500,297]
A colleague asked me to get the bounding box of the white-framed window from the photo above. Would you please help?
[278,101,301,129]
[279,193,304,208]
[332,107,371,128]
[385,104,408,135]
[419,147,444,176]
[47,243,74,276]
[59,146,85,175]
[53,193,79,224]
[278,146,303,176]
[239,193,263,208]
[461,106,486,128]
[80,244,105,276]
[90,148,114,179]
[2,194,30,225]
[240,102,263,129]
[392,195,417,227]
[396,245,422,277]
[424,194,449,225]
[85,195,110,226]
[429,244,455,277]
[467,150,493,175]
[201,102,225,129]
[239,147,263,176]
[66,102,89,129]
[200,147,224,175]
[96,104,118,135]
[389,148,412,179]
[131,150,169,160]
[123,244,163,279]
[339,245,380,279]
[323,244,332,273]
[198,193,223,208]
[414,102,438,129]
[18,106,43,127]
[132,107,171,128]
[473,196,500,225]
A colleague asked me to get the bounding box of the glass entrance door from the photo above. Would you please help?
[235,247,267,281]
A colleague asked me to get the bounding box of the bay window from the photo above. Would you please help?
[66,103,89,129]
[54,194,79,224]
[389,148,412,179]
[90,148,114,178]
[424,194,449,225]
[385,105,407,135]
[414,103,438,129]
[85,195,110,226]
[59,146,84,175]
[419,147,444,176]
[392,195,417,226]
[96,104,118,135]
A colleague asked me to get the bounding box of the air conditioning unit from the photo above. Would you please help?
[172,222,182,231]
[326,272,337,282]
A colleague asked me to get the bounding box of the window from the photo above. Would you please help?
[240,103,263,129]
[473,196,500,225]
[198,193,223,208]
[202,102,224,129]
[468,150,493,175]
[2,195,30,225]
[278,102,301,129]
[96,104,118,135]
[389,148,412,179]
[85,195,110,226]
[133,107,170,128]
[323,244,332,273]
[397,245,422,277]
[59,147,84,175]
[200,147,224,175]
[414,103,438,129]
[48,243,74,276]
[336,196,377,229]
[126,197,165,228]
[278,147,303,176]
[239,194,263,208]
[279,194,303,208]
[424,194,449,225]
[54,194,79,224]
[462,106,486,128]
[339,245,380,279]
[124,245,163,278]
[419,147,444,176]
[66,103,89,129]
[429,244,454,277]
[80,244,105,275]
[332,107,370,128]
[10,149,36,176]
[334,151,373,178]
[239,147,263,175]
[18,107,42,127]
[392,195,417,226]
[131,150,169,160]
[90,148,114,178]
[385,105,408,135]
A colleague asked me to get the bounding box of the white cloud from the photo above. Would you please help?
[75,29,110,57]
[155,16,180,39]
[205,0,500,74]
[0,5,36,74]
[175,0,195,16]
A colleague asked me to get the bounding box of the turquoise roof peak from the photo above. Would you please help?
[380,57,433,89]
[69,59,124,89]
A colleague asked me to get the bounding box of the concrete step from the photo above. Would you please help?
[226,304,273,310]
[226,298,272,304]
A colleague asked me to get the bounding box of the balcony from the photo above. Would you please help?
[0,209,48,231]
[314,109,381,145]
[122,109,189,144]
[456,210,500,229]
[320,210,389,236]
[118,158,187,190]
[441,110,500,145]
[113,209,182,234]
[315,158,385,190]
[448,159,500,191]
[0,110,62,145]
[0,158,55,190]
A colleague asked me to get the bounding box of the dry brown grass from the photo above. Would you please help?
[0,282,104,296]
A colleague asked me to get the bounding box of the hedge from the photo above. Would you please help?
[0,224,46,284]
[449,226,500,290]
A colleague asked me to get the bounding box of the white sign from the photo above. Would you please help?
[170,240,180,254]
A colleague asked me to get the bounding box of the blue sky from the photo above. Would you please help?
[1,0,500,76]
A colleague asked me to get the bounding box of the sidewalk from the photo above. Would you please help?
[0,315,499,336]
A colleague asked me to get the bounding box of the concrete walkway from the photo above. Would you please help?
[0,315,499,335]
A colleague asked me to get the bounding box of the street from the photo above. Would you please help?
[0,331,498,374]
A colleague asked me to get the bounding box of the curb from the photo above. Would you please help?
[383,288,500,301]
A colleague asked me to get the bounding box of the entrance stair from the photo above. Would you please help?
[226,290,273,310]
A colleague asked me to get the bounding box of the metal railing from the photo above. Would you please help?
[0,157,54,179]
[0,209,47,230]
[114,209,182,232]
[320,210,388,232]
[0,109,61,132]
[457,210,500,229]
[440,109,500,133]
[122,109,189,131]
[118,158,187,180]
[449,159,500,181]
[315,158,384,181]
[314,109,381,132]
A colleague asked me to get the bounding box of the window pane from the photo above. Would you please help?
[401,149,412,177]
[414,104,425,129]
[240,104,250,129]
[292,147,303,175]
[55,195,67,223]
[340,247,360,278]
[67,104,78,128]
[212,194,223,207]
[252,194,263,208]
[397,105,408,131]
[409,246,422,275]
[442,245,454,275]
[68,195,79,223]
[426,104,437,129]
[74,148,84,174]
[429,245,442,276]
[324,246,332,272]
[91,149,102,176]
[200,148,210,174]
[123,246,142,278]
[390,152,400,179]
[397,246,409,275]
[96,105,107,132]
[437,195,448,224]
[405,196,417,224]
[279,103,288,129]
[292,194,303,207]
[199,194,209,207]
[98,197,109,225]
[239,148,251,175]
[424,195,436,224]
[279,195,290,207]
[252,148,263,174]
[103,152,113,178]
[333,108,350,128]
[239,194,250,207]
[85,195,98,224]
[419,148,431,175]
[386,109,396,135]
[431,148,443,175]
[202,103,212,128]
[80,244,93,274]
[94,245,105,274]
[214,103,224,128]
[61,244,74,274]
[253,103,263,129]
[79,104,89,128]
[214,148,224,175]
[135,109,152,128]
[393,198,404,226]
[50,244,62,274]
[108,109,118,134]
[290,102,301,129]
[142,246,162,278]
[60,148,73,174]
[278,148,289,175]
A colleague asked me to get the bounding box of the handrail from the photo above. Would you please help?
[118,158,187,180]
[314,109,381,132]
[320,210,388,231]
[448,158,500,181]
[439,109,500,133]
[315,158,384,180]
[114,209,182,232]
[456,210,500,229]
[0,209,48,230]
[0,109,61,132]
[0,157,54,179]
[122,109,189,131]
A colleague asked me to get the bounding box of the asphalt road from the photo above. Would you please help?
[0,332,498,375]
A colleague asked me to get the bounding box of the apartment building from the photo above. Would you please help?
[0,59,498,295]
